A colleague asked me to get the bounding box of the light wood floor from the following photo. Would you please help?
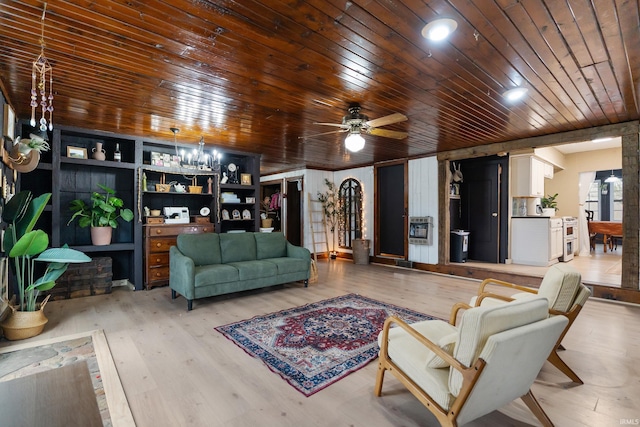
[2,259,639,426]
[463,244,623,288]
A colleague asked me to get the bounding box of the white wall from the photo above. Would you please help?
[408,157,439,264]
[261,156,440,265]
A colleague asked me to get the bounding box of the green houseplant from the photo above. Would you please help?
[317,178,339,258]
[67,184,134,245]
[541,193,558,216]
[0,191,91,340]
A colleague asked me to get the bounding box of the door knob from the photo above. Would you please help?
[492,213,498,217]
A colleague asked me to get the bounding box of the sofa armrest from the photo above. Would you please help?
[286,242,311,260]
[170,246,196,299]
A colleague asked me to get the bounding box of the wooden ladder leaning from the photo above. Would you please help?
[308,193,330,262]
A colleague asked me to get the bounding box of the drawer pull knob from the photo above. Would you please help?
[156,229,162,234]
[156,258,161,262]
[156,243,162,248]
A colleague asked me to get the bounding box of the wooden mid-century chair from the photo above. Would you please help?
[375,298,567,427]
[450,263,590,385]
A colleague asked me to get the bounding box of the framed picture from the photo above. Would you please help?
[242,209,251,220]
[240,173,252,185]
[232,209,241,219]
[221,209,230,220]
[3,104,15,139]
[245,197,255,204]
[67,146,88,159]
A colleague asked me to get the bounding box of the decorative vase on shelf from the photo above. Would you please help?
[92,142,106,161]
[91,226,113,245]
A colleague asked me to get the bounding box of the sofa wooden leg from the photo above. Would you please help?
[304,279,308,287]
[171,289,176,300]
[187,300,193,311]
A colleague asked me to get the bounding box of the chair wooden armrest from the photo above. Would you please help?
[476,292,515,305]
[379,316,467,372]
[449,302,471,326]
[478,277,538,296]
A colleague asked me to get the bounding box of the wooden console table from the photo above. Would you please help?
[587,221,623,253]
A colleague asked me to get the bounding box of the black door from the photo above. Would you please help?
[286,179,302,246]
[376,163,406,258]
[459,156,508,263]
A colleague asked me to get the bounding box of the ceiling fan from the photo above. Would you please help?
[300,103,408,152]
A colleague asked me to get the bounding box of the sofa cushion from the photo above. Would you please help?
[228,260,278,280]
[220,232,257,263]
[255,232,287,259]
[263,257,309,275]
[177,233,221,265]
[194,264,239,287]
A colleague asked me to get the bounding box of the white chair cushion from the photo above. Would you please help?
[448,297,549,396]
[538,264,582,312]
[379,320,456,410]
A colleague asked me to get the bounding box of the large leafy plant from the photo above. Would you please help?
[67,184,134,228]
[317,178,339,254]
[2,191,90,311]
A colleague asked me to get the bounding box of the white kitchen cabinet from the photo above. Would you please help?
[511,155,545,197]
[511,217,563,266]
[543,162,554,179]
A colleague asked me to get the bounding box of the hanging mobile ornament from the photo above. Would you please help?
[30,3,54,132]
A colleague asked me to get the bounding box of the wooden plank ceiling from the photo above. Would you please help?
[1,0,638,174]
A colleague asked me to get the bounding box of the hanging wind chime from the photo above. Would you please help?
[30,2,54,132]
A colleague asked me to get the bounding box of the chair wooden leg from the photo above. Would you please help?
[521,390,555,427]
[547,349,583,384]
[374,362,386,396]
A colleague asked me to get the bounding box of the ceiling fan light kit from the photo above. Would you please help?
[421,18,457,41]
[304,103,407,152]
[345,132,365,152]
[503,87,528,102]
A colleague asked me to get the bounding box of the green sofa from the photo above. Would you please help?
[170,231,311,310]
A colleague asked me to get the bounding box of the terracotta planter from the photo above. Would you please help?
[91,226,113,245]
[0,296,50,340]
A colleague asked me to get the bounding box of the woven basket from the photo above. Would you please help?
[155,183,171,192]
[0,296,50,341]
[188,185,203,194]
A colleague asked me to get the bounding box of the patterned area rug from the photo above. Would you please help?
[0,330,135,427]
[216,293,436,396]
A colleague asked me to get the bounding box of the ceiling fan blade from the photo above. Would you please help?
[367,128,408,139]
[298,128,349,139]
[365,112,407,128]
[313,122,349,128]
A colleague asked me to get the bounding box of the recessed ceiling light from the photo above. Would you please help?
[503,87,528,102]
[421,18,458,41]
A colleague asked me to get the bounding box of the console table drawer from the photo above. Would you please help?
[147,225,212,236]
[148,237,177,253]
[147,266,169,282]
[147,252,169,267]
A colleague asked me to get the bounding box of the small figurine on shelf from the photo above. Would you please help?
[221,172,228,184]
[142,173,148,192]
[208,177,213,194]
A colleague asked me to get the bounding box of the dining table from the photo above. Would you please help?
[587,221,623,253]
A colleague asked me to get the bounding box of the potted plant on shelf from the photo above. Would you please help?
[0,191,91,340]
[67,184,134,245]
[317,178,339,259]
[541,193,558,217]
